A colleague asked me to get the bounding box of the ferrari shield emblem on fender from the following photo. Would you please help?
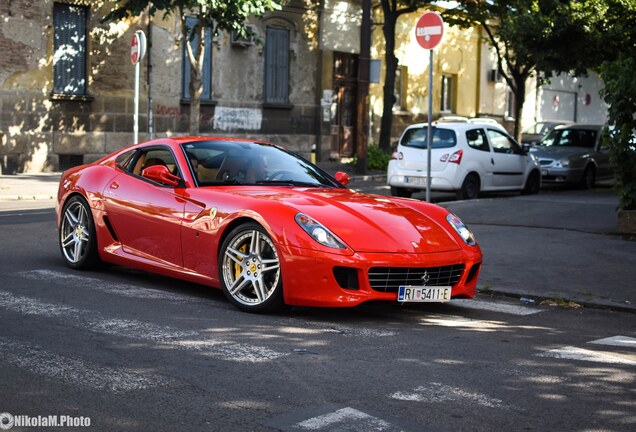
[411,241,419,248]
[209,208,217,220]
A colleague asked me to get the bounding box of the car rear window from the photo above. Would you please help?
[400,127,457,149]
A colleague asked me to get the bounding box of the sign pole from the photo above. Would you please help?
[130,30,147,144]
[426,48,433,203]
[134,59,140,144]
[414,11,444,203]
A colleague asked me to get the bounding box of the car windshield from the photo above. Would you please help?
[538,129,597,148]
[181,140,340,188]
[400,127,457,149]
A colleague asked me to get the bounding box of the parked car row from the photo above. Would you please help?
[387,120,613,199]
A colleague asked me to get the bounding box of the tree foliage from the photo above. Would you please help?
[443,1,607,140]
[597,0,636,210]
[103,0,283,134]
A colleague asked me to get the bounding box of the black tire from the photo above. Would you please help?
[218,223,284,313]
[390,186,412,198]
[522,171,541,195]
[59,195,99,269]
[579,165,596,189]
[457,174,480,200]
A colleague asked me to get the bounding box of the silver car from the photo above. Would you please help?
[529,124,612,188]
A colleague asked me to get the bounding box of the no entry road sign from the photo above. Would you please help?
[415,12,444,50]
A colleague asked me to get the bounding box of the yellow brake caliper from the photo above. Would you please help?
[234,243,248,280]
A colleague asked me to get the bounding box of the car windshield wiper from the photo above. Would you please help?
[255,180,326,187]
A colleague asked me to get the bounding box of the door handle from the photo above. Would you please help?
[491,158,494,165]
[110,182,119,189]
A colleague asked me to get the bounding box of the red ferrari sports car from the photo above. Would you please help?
[56,137,482,313]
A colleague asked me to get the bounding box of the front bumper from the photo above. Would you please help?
[279,245,482,307]
[540,166,584,184]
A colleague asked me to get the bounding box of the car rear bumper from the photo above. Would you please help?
[279,245,482,307]
[387,162,461,191]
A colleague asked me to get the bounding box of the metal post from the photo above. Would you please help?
[426,49,433,202]
[147,19,154,139]
[134,60,140,144]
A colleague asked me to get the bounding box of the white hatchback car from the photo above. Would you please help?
[387,122,541,199]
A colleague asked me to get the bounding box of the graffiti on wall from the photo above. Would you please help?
[213,107,262,132]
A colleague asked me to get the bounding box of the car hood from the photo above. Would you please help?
[530,146,590,159]
[224,188,462,253]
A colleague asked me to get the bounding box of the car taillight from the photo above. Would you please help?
[440,154,449,162]
[390,152,404,161]
[448,150,463,164]
[390,151,398,160]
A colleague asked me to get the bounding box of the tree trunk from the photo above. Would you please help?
[379,16,397,153]
[512,75,526,142]
[189,73,203,135]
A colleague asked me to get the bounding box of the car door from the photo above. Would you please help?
[102,145,186,268]
[486,128,527,188]
[464,127,495,189]
[593,129,612,180]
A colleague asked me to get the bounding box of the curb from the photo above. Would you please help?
[0,195,56,201]
[482,288,635,314]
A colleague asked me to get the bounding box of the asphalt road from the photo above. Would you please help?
[0,208,635,431]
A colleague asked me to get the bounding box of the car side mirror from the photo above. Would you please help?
[334,171,350,186]
[522,143,532,154]
[141,165,181,187]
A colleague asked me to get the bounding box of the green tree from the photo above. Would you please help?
[378,1,432,153]
[597,0,636,210]
[103,0,283,134]
[443,1,604,140]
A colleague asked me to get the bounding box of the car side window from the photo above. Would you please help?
[129,146,181,186]
[466,128,490,152]
[487,129,521,154]
[115,150,136,171]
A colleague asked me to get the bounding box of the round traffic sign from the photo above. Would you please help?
[130,30,146,65]
[415,12,444,50]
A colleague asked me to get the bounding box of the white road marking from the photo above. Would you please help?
[293,407,398,431]
[17,269,196,303]
[589,336,636,348]
[0,291,286,363]
[452,298,542,316]
[0,337,169,393]
[390,382,506,408]
[536,346,636,366]
[418,314,507,330]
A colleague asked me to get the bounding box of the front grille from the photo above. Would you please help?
[368,264,465,293]
[539,159,553,166]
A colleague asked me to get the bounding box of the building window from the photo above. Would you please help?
[53,3,88,95]
[393,65,408,112]
[505,87,516,119]
[182,16,212,101]
[264,26,290,105]
[441,75,455,113]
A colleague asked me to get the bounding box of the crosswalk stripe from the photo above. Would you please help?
[0,337,169,393]
[589,335,636,348]
[452,298,542,315]
[293,408,398,431]
[417,313,507,330]
[0,291,286,363]
[390,382,506,408]
[536,346,636,366]
[17,269,196,303]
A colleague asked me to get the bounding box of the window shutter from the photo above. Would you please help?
[182,16,212,100]
[265,27,289,104]
[53,3,87,95]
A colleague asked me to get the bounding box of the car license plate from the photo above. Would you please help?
[405,176,427,186]
[397,286,451,303]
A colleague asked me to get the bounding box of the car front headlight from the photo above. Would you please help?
[446,213,477,246]
[557,159,570,167]
[295,213,347,249]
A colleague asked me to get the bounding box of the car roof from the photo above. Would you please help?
[403,121,507,133]
[554,124,604,131]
